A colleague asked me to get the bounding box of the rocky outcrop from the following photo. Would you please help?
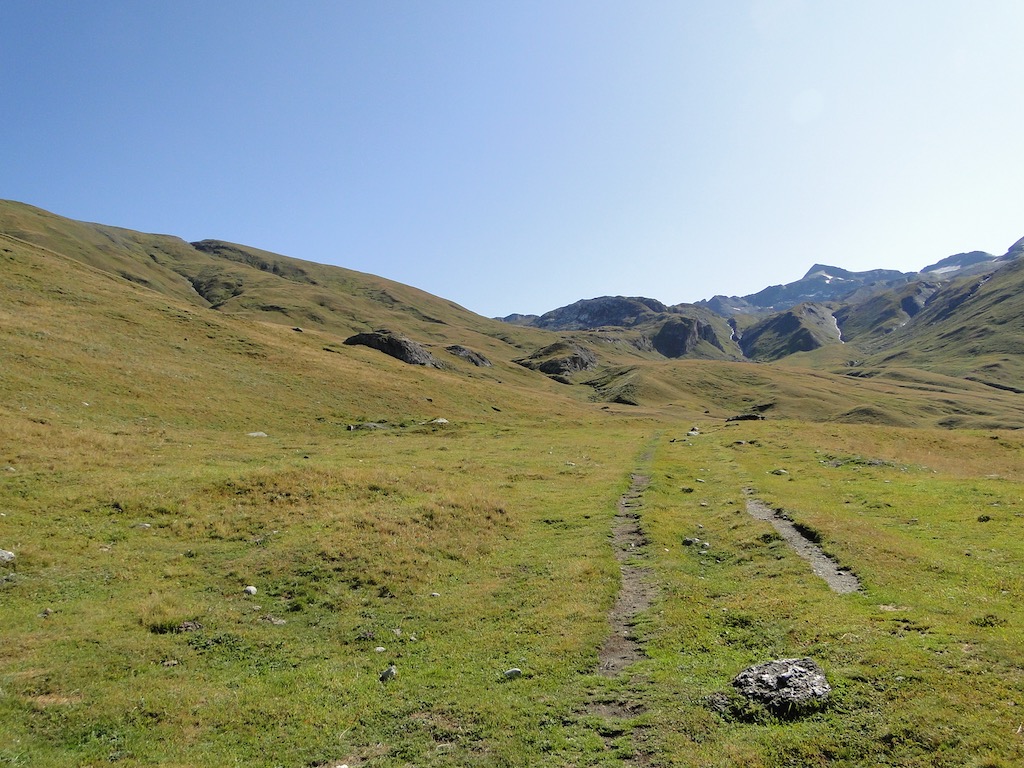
[514,342,597,378]
[445,344,492,367]
[344,330,443,367]
[737,303,842,361]
[732,658,831,714]
[651,316,726,358]
[497,313,539,326]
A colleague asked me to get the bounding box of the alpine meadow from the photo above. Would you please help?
[3,199,1024,768]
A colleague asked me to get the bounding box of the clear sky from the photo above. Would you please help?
[3,1,1023,317]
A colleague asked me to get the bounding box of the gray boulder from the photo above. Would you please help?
[726,413,765,422]
[344,330,443,368]
[446,344,492,367]
[0,549,14,566]
[732,657,830,713]
[514,341,597,377]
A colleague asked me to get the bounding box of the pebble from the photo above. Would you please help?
[503,668,523,679]
[0,549,15,564]
[243,585,258,595]
[374,647,387,653]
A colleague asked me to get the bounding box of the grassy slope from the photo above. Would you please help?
[861,258,1024,392]
[3,203,1024,766]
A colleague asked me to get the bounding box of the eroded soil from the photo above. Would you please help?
[745,495,862,594]
[581,472,657,765]
[597,472,655,675]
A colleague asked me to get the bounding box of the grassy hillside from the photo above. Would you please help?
[0,200,556,361]
[860,257,1024,392]
[3,202,1024,766]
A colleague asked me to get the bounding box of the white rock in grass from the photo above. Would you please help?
[0,549,14,565]
[503,668,523,679]
[247,431,268,438]
[243,585,258,595]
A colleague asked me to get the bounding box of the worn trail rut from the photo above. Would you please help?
[582,470,657,765]
[745,494,862,594]
[596,472,655,676]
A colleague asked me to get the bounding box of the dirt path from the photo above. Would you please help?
[580,471,657,765]
[745,495,861,594]
[596,472,655,676]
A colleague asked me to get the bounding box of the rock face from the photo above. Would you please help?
[732,657,831,714]
[514,342,597,377]
[344,330,443,367]
[445,344,492,367]
[737,303,843,361]
[651,316,725,358]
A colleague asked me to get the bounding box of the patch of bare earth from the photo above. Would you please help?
[597,472,655,675]
[582,471,656,765]
[745,494,861,594]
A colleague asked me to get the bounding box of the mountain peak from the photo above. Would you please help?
[801,264,855,282]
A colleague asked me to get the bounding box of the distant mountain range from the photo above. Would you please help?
[505,242,1021,324]
[500,235,1024,373]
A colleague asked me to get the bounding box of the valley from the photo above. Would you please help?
[2,201,1023,767]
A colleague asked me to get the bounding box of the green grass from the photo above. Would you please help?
[5,201,1024,766]
[6,414,1024,765]
[0,411,660,766]
[630,420,1024,767]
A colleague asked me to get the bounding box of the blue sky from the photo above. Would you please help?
[3,1,1023,317]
